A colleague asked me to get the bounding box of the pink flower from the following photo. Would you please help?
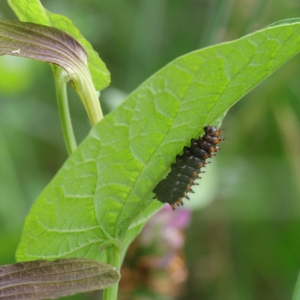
[140,205,191,252]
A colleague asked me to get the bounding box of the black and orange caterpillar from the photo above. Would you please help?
[153,126,224,209]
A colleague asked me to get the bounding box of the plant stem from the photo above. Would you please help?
[102,243,122,300]
[292,272,300,300]
[72,68,103,126]
[53,66,77,155]
[102,282,119,300]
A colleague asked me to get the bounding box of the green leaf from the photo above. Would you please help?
[7,0,110,90]
[0,258,120,299]
[16,20,300,265]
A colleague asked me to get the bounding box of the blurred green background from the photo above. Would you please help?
[1,1,300,299]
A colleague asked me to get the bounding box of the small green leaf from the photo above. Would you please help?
[0,258,120,299]
[16,20,300,265]
[7,0,110,90]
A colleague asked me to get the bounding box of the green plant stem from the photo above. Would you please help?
[102,243,122,300]
[72,68,103,126]
[53,66,77,155]
[292,272,300,300]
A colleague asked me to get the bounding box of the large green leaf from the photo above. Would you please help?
[16,20,300,263]
[7,0,110,90]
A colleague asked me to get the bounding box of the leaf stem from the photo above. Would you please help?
[72,68,103,126]
[53,66,77,155]
[102,242,121,300]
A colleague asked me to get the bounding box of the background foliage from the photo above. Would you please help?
[1,1,300,299]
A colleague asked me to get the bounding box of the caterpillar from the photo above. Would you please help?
[153,126,223,209]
